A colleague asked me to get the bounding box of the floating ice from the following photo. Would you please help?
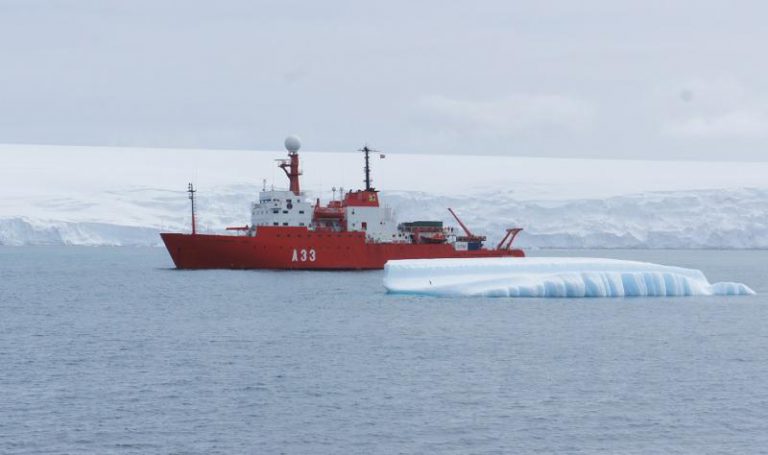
[383,257,755,298]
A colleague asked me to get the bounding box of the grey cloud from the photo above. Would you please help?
[1,0,767,160]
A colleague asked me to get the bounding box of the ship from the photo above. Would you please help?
[160,136,524,269]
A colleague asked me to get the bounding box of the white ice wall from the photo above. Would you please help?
[383,257,756,298]
[2,144,768,247]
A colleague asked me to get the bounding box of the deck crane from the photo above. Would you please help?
[447,208,486,243]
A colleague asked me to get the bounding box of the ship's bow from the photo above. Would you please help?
[160,232,193,269]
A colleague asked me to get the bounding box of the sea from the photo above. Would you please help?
[1,247,767,454]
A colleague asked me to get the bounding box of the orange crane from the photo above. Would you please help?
[447,208,486,242]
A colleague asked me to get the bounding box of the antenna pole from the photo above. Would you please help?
[188,182,197,235]
[358,145,379,191]
[363,146,372,190]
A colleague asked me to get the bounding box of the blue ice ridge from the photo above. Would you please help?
[383,257,755,298]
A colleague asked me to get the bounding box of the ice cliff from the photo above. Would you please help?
[2,144,768,248]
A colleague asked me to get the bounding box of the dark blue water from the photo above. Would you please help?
[1,247,767,454]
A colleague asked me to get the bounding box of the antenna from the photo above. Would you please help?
[188,182,197,235]
[358,144,380,191]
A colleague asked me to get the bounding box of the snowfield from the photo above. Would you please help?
[2,144,768,247]
[383,257,756,298]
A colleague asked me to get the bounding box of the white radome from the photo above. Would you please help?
[284,135,302,153]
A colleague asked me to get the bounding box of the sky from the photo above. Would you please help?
[1,0,767,160]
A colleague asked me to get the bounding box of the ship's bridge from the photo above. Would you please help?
[251,189,312,228]
[342,190,400,242]
[343,190,380,207]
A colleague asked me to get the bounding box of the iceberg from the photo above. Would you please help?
[383,257,755,298]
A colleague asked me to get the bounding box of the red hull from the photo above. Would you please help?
[161,227,524,270]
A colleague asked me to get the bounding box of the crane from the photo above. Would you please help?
[447,208,486,242]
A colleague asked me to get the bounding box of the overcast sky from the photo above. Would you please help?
[1,0,767,160]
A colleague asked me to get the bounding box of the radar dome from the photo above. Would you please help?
[284,135,302,153]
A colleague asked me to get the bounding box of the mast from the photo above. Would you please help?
[188,182,197,235]
[279,135,303,195]
[359,145,376,191]
[279,152,301,195]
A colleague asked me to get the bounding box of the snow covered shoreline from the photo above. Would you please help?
[0,218,162,247]
[2,186,767,248]
[3,144,768,248]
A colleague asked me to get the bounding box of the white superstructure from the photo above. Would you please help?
[250,190,312,227]
[344,203,402,242]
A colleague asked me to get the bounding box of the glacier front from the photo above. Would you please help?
[3,144,768,248]
[383,257,755,298]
